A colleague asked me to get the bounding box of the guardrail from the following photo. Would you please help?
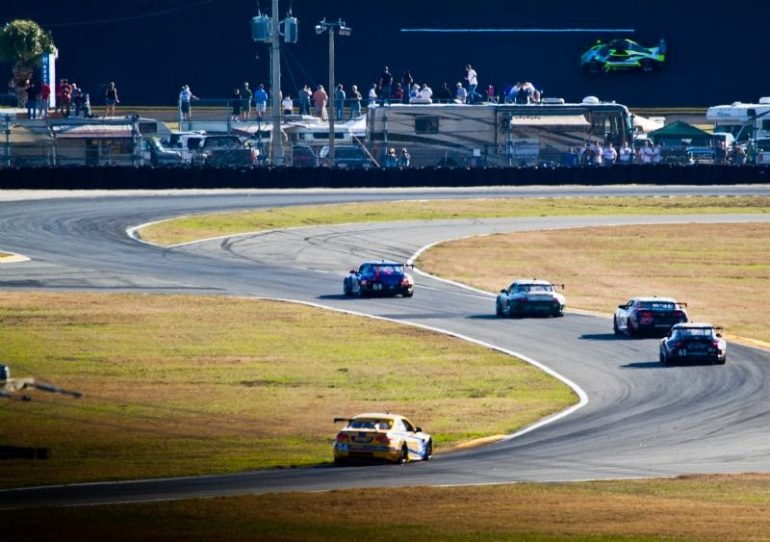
[1,163,768,190]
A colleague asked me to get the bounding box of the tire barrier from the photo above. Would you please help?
[0,164,768,190]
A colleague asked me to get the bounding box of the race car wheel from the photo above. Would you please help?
[715,356,726,365]
[343,280,352,297]
[641,59,654,72]
[422,439,433,461]
[627,318,637,338]
[659,349,666,364]
[397,444,409,464]
[496,300,504,317]
[587,61,601,74]
[402,289,414,298]
[613,316,621,335]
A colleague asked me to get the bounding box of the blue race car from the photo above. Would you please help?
[580,38,666,73]
[343,261,414,298]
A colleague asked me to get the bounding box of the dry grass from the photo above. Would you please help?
[137,195,770,246]
[419,222,770,343]
[7,473,770,541]
[0,292,573,488]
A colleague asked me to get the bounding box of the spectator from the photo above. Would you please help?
[60,79,72,117]
[378,66,393,104]
[298,84,311,115]
[419,82,433,102]
[652,142,663,164]
[178,84,198,121]
[401,70,413,103]
[465,64,480,103]
[71,83,83,117]
[334,84,346,121]
[368,84,378,107]
[398,147,411,167]
[230,88,241,122]
[281,94,293,116]
[104,82,119,118]
[254,83,268,120]
[486,84,496,103]
[25,80,36,119]
[455,82,468,104]
[312,84,328,120]
[392,82,404,103]
[38,81,50,118]
[384,147,398,168]
[408,83,420,103]
[436,82,451,103]
[618,141,634,164]
[241,82,253,120]
[638,140,655,164]
[601,142,617,165]
[349,84,362,119]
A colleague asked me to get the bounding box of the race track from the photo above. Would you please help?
[2,185,770,508]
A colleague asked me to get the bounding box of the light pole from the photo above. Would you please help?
[315,18,351,166]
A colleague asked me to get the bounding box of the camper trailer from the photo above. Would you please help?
[366,97,633,167]
[706,98,770,164]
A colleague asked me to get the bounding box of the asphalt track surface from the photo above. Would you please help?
[2,185,770,509]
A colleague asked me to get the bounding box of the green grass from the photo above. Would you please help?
[0,292,574,488]
[7,474,770,541]
[137,195,770,246]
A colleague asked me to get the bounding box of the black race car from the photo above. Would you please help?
[343,261,414,297]
[659,323,726,365]
[614,296,688,337]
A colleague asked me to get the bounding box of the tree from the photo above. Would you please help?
[0,20,56,107]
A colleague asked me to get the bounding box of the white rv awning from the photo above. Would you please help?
[53,124,134,139]
[509,114,589,127]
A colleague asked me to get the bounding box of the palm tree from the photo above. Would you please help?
[0,20,56,107]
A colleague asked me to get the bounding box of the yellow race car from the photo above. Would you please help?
[333,412,433,465]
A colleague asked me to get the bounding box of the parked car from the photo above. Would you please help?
[614,296,688,337]
[495,279,565,317]
[659,323,726,365]
[291,144,318,167]
[320,144,373,169]
[141,137,183,166]
[343,261,414,297]
[333,412,432,464]
[580,38,666,73]
[194,135,258,167]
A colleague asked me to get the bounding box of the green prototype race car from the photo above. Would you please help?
[580,38,666,73]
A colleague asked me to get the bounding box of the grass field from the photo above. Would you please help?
[8,474,770,541]
[6,195,770,538]
[418,222,770,344]
[0,292,573,488]
[137,195,770,246]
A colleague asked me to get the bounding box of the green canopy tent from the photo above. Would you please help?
[648,120,713,147]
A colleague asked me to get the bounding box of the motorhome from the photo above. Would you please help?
[366,97,633,167]
[706,98,770,164]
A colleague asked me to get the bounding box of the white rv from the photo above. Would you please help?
[706,98,770,163]
[366,97,633,167]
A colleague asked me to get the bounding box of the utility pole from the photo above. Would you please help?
[316,19,351,167]
[270,0,283,165]
[253,2,296,166]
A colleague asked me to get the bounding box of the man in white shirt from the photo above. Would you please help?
[601,142,617,165]
[618,142,634,164]
[465,64,478,103]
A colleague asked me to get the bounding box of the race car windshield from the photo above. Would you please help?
[675,328,715,338]
[640,301,675,310]
[517,284,553,292]
[349,419,392,430]
[372,265,403,275]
